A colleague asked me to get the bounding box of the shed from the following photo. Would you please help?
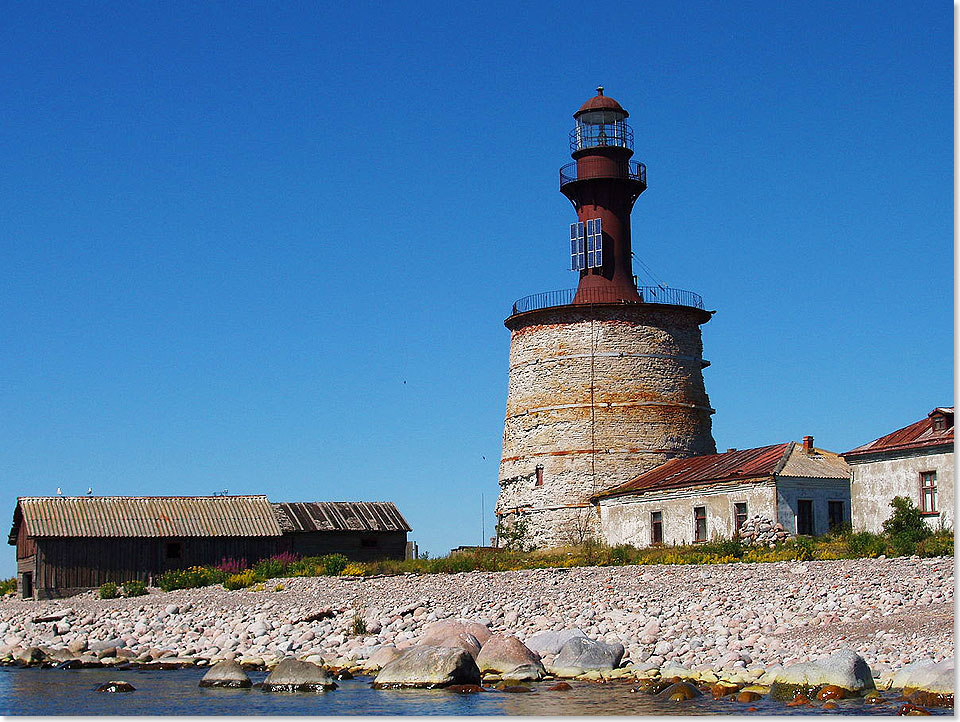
[8,496,413,599]
[593,438,851,547]
[8,495,283,599]
[271,501,411,561]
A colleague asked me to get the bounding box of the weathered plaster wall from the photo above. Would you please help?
[496,304,716,548]
[774,476,852,535]
[849,449,954,532]
[598,480,776,547]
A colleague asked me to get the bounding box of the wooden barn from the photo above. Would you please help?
[8,495,411,599]
[272,501,411,561]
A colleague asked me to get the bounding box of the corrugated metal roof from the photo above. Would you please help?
[11,495,283,539]
[843,408,954,459]
[779,444,850,479]
[272,502,411,533]
[594,443,793,499]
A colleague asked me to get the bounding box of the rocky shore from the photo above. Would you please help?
[0,556,953,707]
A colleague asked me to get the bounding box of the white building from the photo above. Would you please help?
[842,407,954,533]
[593,437,850,547]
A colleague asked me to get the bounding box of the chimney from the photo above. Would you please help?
[802,435,814,454]
[726,448,737,453]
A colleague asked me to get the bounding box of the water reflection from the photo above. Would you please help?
[0,667,944,716]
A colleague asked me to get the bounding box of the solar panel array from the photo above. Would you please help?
[570,218,603,271]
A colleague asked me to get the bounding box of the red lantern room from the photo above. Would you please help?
[560,87,648,304]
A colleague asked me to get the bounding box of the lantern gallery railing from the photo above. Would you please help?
[559,160,646,189]
[510,285,705,316]
[569,121,634,152]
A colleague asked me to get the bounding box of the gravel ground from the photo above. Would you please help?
[0,556,952,679]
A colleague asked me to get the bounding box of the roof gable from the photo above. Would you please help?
[843,407,954,459]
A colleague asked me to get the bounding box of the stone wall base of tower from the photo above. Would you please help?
[496,506,601,550]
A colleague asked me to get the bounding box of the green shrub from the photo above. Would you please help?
[252,557,285,580]
[318,554,349,576]
[790,535,816,561]
[157,566,227,592]
[916,531,953,558]
[607,544,637,565]
[845,531,888,558]
[224,569,258,590]
[121,580,147,597]
[0,578,16,595]
[698,538,745,560]
[98,582,118,599]
[882,496,933,556]
[351,612,367,636]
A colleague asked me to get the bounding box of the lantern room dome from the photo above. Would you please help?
[575,87,628,119]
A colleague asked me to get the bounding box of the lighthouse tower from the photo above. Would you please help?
[496,89,717,548]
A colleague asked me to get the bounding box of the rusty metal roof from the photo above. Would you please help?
[576,89,628,117]
[9,495,283,541]
[843,407,954,459]
[272,502,411,533]
[594,443,793,500]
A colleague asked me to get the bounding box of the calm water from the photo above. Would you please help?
[0,667,948,716]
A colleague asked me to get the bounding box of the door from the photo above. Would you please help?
[20,572,33,600]
[828,500,845,531]
[797,499,814,535]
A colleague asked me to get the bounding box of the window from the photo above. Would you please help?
[360,538,379,548]
[828,500,845,531]
[734,502,748,533]
[535,465,544,487]
[797,499,814,535]
[694,506,707,542]
[570,222,585,271]
[651,511,663,545]
[920,471,938,513]
[585,218,603,268]
[932,415,946,431]
[165,542,182,559]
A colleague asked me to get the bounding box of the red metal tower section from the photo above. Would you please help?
[560,87,648,304]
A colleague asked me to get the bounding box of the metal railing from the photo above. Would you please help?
[559,160,646,189]
[511,285,704,315]
[569,121,634,152]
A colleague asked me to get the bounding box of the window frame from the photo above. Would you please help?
[650,510,663,545]
[693,506,707,542]
[734,502,748,534]
[919,471,939,515]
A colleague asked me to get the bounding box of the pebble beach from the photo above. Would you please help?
[1,555,952,688]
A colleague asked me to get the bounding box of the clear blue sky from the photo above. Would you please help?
[0,1,952,576]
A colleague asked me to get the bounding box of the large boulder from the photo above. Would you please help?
[769,649,874,701]
[550,636,624,677]
[366,645,403,670]
[894,658,954,708]
[475,634,545,681]
[199,660,252,688]
[261,658,337,693]
[418,620,486,659]
[524,629,587,657]
[372,646,481,689]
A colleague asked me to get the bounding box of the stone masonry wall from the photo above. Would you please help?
[497,304,716,548]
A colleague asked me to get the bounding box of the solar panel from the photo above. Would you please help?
[569,222,585,271]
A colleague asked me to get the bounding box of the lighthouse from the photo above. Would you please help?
[496,88,717,548]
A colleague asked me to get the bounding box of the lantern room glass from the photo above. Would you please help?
[571,109,634,152]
